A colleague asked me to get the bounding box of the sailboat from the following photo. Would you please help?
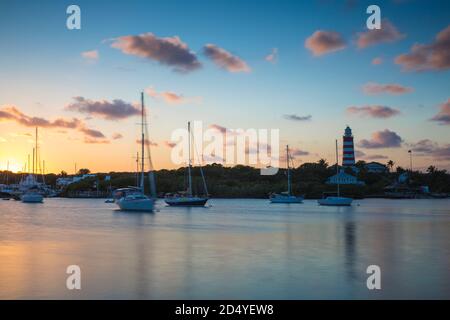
[114,92,154,212]
[317,140,353,206]
[21,127,44,203]
[165,122,208,206]
[270,145,303,203]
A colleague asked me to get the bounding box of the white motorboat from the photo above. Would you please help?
[114,92,154,212]
[21,190,44,203]
[318,195,352,206]
[270,192,303,203]
[270,145,303,203]
[165,122,209,207]
[318,140,353,207]
[114,188,154,211]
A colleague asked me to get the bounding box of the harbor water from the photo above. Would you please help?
[0,198,449,299]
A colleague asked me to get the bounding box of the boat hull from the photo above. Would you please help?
[116,198,154,212]
[318,197,352,206]
[21,193,44,203]
[165,197,208,207]
[270,195,303,203]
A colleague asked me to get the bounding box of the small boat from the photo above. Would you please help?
[114,92,154,212]
[104,199,115,203]
[165,192,208,206]
[318,140,353,207]
[21,189,44,203]
[318,193,352,206]
[165,122,209,207]
[270,145,303,203]
[114,187,154,211]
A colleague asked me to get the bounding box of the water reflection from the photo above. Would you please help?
[0,198,449,299]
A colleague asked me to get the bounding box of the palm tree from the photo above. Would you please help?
[387,160,395,173]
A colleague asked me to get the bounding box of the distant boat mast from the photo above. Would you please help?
[140,92,145,192]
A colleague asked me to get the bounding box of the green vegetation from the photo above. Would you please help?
[2,160,449,198]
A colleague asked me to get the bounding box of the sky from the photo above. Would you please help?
[0,0,449,174]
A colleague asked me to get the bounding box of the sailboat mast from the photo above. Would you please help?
[136,152,139,188]
[32,148,35,175]
[336,139,340,197]
[287,145,291,196]
[187,121,192,196]
[140,92,145,192]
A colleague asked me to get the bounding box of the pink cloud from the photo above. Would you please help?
[0,105,106,142]
[111,32,201,73]
[358,129,403,149]
[362,82,413,95]
[305,30,346,56]
[81,50,99,61]
[164,141,177,148]
[203,44,250,73]
[430,98,450,125]
[347,105,400,118]
[372,57,383,65]
[112,133,123,140]
[66,97,140,120]
[136,139,158,147]
[145,87,201,105]
[395,25,450,71]
[265,48,278,63]
[357,19,405,48]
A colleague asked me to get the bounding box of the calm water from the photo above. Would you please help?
[0,198,449,299]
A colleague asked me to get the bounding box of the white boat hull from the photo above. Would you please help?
[21,193,44,203]
[318,196,353,206]
[117,198,154,212]
[270,195,303,203]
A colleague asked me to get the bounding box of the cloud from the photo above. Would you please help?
[208,124,227,134]
[136,139,158,147]
[0,105,106,142]
[358,129,403,149]
[305,30,346,56]
[357,19,405,48]
[164,141,177,148]
[0,105,81,128]
[409,139,438,153]
[145,87,201,105]
[283,114,312,121]
[364,154,389,160]
[395,25,450,71]
[0,137,6,143]
[203,44,250,73]
[84,137,109,144]
[291,148,309,157]
[265,48,278,63]
[66,96,140,120]
[346,105,400,118]
[79,127,106,138]
[81,50,99,61]
[372,57,383,65]
[409,139,450,161]
[110,32,201,73]
[112,133,123,140]
[362,82,413,95]
[430,98,450,125]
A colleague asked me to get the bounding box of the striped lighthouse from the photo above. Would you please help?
[342,126,355,166]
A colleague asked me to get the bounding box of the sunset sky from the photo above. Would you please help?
[0,0,449,173]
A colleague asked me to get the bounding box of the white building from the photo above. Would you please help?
[365,162,388,173]
[56,174,97,187]
[326,170,365,185]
